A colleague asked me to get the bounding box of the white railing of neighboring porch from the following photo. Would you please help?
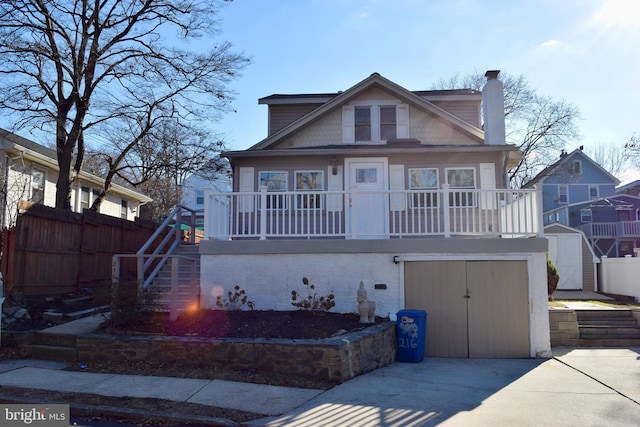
[204,185,542,240]
[577,221,640,239]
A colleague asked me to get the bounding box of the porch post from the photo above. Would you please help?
[259,186,267,240]
[443,184,451,238]
[534,184,544,237]
[349,185,357,239]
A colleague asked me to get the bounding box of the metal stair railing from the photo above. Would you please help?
[112,205,201,320]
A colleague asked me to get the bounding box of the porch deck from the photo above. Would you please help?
[204,186,542,240]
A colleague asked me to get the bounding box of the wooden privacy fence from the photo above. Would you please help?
[1,202,168,296]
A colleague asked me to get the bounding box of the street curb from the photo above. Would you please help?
[0,393,240,426]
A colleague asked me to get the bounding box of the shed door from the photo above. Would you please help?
[547,234,583,290]
[404,260,529,358]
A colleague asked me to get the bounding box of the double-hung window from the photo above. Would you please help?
[446,168,476,207]
[344,103,408,143]
[558,185,568,203]
[31,168,45,204]
[409,168,438,208]
[259,171,288,210]
[295,171,323,209]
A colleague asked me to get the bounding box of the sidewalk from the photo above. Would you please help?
[0,313,639,426]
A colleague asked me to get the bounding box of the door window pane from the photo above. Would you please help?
[356,168,377,183]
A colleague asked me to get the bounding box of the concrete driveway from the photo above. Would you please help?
[248,347,640,426]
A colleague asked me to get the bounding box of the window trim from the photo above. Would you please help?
[259,171,289,210]
[350,100,401,144]
[558,185,568,204]
[30,167,46,204]
[588,185,598,200]
[445,167,477,207]
[408,168,439,209]
[581,208,592,223]
[294,170,324,210]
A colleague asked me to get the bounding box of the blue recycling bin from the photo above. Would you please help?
[396,309,427,362]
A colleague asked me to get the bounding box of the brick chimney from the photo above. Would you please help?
[482,70,506,145]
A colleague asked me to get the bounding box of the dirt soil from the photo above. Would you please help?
[103,309,378,339]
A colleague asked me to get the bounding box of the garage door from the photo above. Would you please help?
[547,234,583,290]
[404,260,530,358]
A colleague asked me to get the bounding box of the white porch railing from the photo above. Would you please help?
[577,221,640,239]
[204,185,542,240]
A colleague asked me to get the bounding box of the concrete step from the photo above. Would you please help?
[577,337,640,347]
[577,319,638,326]
[26,344,78,362]
[580,326,640,337]
[575,309,635,321]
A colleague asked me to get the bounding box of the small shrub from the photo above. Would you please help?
[291,277,336,312]
[547,258,560,301]
[216,285,255,311]
[108,280,162,328]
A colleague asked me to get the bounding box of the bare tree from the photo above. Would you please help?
[433,70,581,187]
[0,0,249,210]
[584,143,629,179]
[87,118,226,218]
[624,132,640,169]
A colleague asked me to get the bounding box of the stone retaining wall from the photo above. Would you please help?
[77,321,396,383]
[548,309,579,347]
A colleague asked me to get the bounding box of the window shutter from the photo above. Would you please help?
[327,165,343,212]
[479,163,496,210]
[389,164,406,211]
[238,167,254,212]
[342,106,355,144]
[396,104,409,139]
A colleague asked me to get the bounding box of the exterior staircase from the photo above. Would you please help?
[577,309,640,346]
[146,244,201,317]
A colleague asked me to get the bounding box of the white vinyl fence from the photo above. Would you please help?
[599,256,640,301]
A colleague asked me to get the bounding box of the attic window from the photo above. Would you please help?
[355,107,371,141]
[572,160,582,175]
[343,103,408,144]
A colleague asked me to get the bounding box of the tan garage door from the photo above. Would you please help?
[404,260,530,358]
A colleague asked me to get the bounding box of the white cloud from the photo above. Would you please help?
[539,39,561,48]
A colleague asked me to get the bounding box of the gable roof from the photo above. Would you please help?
[1,128,152,203]
[522,148,620,188]
[249,73,486,151]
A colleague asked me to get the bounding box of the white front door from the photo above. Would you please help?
[345,158,388,239]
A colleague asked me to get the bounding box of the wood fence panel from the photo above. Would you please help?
[0,203,165,296]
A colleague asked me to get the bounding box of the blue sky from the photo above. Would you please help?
[2,1,638,181]
[215,0,639,170]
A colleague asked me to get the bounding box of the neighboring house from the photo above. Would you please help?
[0,128,152,228]
[551,194,640,257]
[525,148,640,258]
[524,147,619,217]
[191,71,550,358]
[179,160,232,222]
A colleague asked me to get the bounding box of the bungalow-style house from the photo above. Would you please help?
[191,71,551,359]
[0,128,152,228]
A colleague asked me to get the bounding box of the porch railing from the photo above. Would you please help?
[204,185,542,240]
[577,221,640,239]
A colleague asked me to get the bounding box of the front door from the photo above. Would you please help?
[345,158,388,239]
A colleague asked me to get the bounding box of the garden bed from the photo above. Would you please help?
[77,318,396,383]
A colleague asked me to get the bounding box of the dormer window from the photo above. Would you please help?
[342,102,408,144]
